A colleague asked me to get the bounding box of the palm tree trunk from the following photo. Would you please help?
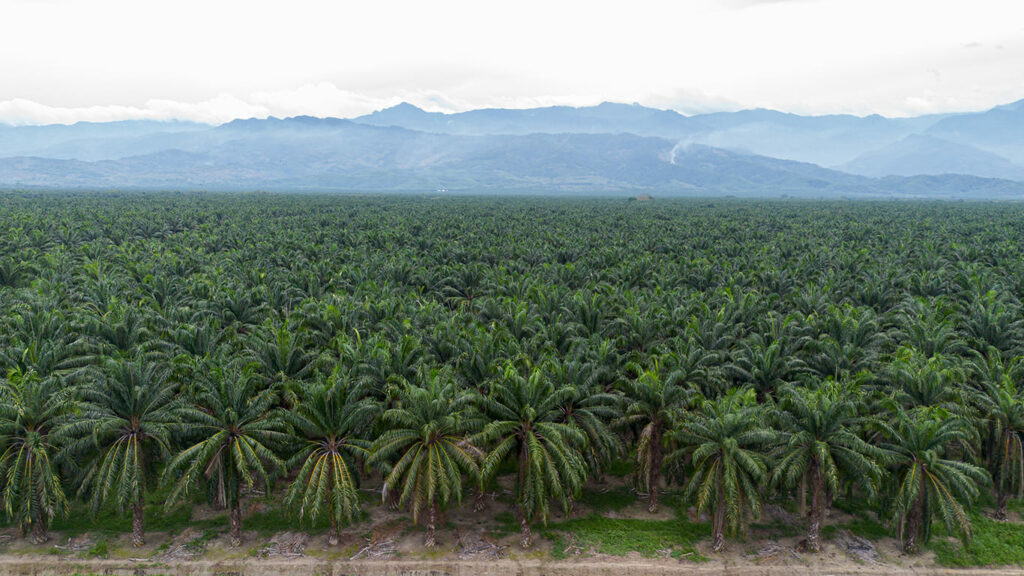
[425,503,438,548]
[648,424,662,513]
[28,489,48,544]
[806,462,823,553]
[996,432,1010,521]
[328,516,339,546]
[29,516,48,544]
[229,504,242,547]
[904,518,919,554]
[712,477,726,552]
[996,488,1009,521]
[132,501,145,547]
[798,472,807,518]
[518,441,532,549]
[474,489,486,512]
[519,515,532,549]
[904,473,926,554]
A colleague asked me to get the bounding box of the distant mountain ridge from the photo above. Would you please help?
[353,102,951,167]
[0,99,1022,197]
[841,134,1024,180]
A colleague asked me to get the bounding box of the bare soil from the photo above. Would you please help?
[0,474,1008,575]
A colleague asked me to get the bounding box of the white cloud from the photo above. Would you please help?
[0,94,269,126]
[0,84,749,125]
[248,84,391,119]
[1,0,1023,124]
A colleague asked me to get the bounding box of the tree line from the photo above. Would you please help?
[1,193,1023,556]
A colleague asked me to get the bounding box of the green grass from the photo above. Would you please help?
[49,501,215,537]
[84,539,108,559]
[183,529,218,554]
[245,504,329,535]
[46,485,220,537]
[543,514,708,560]
[823,517,890,541]
[831,497,877,517]
[579,487,636,513]
[489,511,519,539]
[45,490,370,540]
[931,512,1024,567]
[750,521,800,538]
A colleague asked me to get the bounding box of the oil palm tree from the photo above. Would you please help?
[246,319,319,406]
[669,388,774,552]
[968,350,1024,520]
[0,368,76,542]
[727,335,807,403]
[547,358,623,479]
[475,364,588,548]
[285,368,379,545]
[617,359,691,513]
[888,347,965,413]
[879,413,989,553]
[162,363,288,547]
[772,381,885,552]
[61,356,180,546]
[368,368,480,547]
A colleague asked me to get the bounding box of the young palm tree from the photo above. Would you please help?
[879,414,990,553]
[61,356,180,546]
[772,381,885,552]
[368,368,480,547]
[286,369,379,545]
[162,363,288,547]
[617,359,691,513]
[0,368,76,543]
[669,388,774,552]
[475,364,588,548]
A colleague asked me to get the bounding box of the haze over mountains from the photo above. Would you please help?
[0,99,1022,197]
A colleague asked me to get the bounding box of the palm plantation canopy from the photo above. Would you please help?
[1,193,1023,554]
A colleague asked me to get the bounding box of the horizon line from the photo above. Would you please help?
[1,96,1021,128]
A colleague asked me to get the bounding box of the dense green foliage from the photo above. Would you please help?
[1,192,1024,557]
[62,355,181,546]
[284,370,376,543]
[370,368,480,547]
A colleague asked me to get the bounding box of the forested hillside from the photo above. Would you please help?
[1,192,1024,563]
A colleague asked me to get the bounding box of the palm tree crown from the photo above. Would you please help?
[62,356,180,546]
[0,368,76,542]
[285,368,379,544]
[163,362,288,547]
[369,368,480,547]
[880,413,990,553]
[670,388,774,552]
[772,381,885,551]
[475,364,588,548]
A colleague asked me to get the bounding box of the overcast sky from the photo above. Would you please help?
[2,0,1023,125]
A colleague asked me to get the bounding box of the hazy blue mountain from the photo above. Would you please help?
[682,109,945,166]
[926,99,1024,164]
[355,99,1021,170]
[1,116,1022,198]
[0,120,208,159]
[840,134,1024,180]
[0,99,1023,195]
[354,103,949,166]
[355,101,701,138]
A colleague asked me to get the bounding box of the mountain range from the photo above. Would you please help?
[0,99,1022,197]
